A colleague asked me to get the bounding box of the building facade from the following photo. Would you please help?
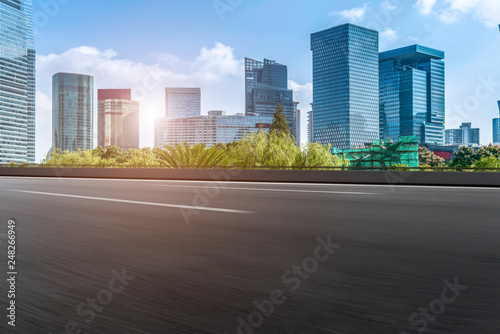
[293,102,301,146]
[379,45,445,145]
[0,0,35,164]
[245,58,294,127]
[98,89,139,151]
[165,87,201,118]
[445,123,480,145]
[52,73,94,152]
[311,24,380,150]
[155,115,273,148]
[493,101,500,144]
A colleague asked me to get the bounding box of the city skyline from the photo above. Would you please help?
[31,0,500,161]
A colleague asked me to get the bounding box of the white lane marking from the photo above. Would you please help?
[2,177,500,191]
[9,190,255,215]
[154,184,375,195]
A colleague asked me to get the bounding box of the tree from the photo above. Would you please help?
[269,104,291,137]
[229,131,349,169]
[450,146,476,168]
[419,147,445,167]
[472,156,500,171]
[154,143,233,169]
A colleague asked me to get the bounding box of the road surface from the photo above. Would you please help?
[0,176,499,333]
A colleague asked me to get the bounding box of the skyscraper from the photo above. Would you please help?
[445,123,480,145]
[52,73,94,152]
[493,101,500,144]
[98,89,140,150]
[311,24,380,150]
[245,58,294,127]
[165,88,201,118]
[307,104,314,143]
[293,102,301,146]
[0,0,35,164]
[379,45,445,144]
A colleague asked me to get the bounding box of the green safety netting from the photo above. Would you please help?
[340,136,419,168]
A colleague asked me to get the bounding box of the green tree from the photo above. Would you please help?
[102,146,123,161]
[269,104,291,137]
[154,143,233,169]
[474,144,500,160]
[419,147,445,167]
[472,156,500,171]
[450,146,476,168]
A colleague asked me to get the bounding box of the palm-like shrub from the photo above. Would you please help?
[154,143,233,168]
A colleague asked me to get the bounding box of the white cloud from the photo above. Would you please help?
[415,0,500,27]
[415,0,437,15]
[381,0,398,12]
[35,44,245,161]
[329,4,368,22]
[381,28,398,41]
[444,0,500,27]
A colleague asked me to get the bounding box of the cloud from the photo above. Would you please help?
[415,0,437,15]
[35,43,245,161]
[380,28,398,41]
[415,0,500,27]
[329,4,368,22]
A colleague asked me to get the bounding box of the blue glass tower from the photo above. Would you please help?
[379,45,445,144]
[52,73,94,152]
[245,58,294,128]
[493,101,500,144]
[165,88,201,118]
[311,24,379,150]
[0,0,35,164]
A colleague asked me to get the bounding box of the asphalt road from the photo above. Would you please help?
[0,176,499,334]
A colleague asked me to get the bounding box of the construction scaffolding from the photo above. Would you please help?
[341,136,419,169]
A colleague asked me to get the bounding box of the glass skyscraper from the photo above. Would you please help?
[493,101,500,144]
[0,0,35,164]
[52,73,94,152]
[165,88,201,118]
[379,45,445,144]
[245,58,294,127]
[98,89,139,151]
[311,24,379,150]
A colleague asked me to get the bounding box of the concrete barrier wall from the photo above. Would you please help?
[2,167,500,187]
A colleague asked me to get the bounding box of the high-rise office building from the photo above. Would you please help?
[52,73,94,152]
[493,101,500,144]
[245,58,294,128]
[155,114,273,148]
[311,24,380,150]
[293,102,301,146]
[165,88,201,118]
[445,123,480,145]
[0,0,35,164]
[379,45,445,144]
[98,89,139,150]
[307,105,314,144]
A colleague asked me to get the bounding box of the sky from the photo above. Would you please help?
[33,0,500,162]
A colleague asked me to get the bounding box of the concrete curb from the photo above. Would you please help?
[2,167,500,187]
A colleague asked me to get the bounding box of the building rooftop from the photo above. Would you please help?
[379,44,444,62]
